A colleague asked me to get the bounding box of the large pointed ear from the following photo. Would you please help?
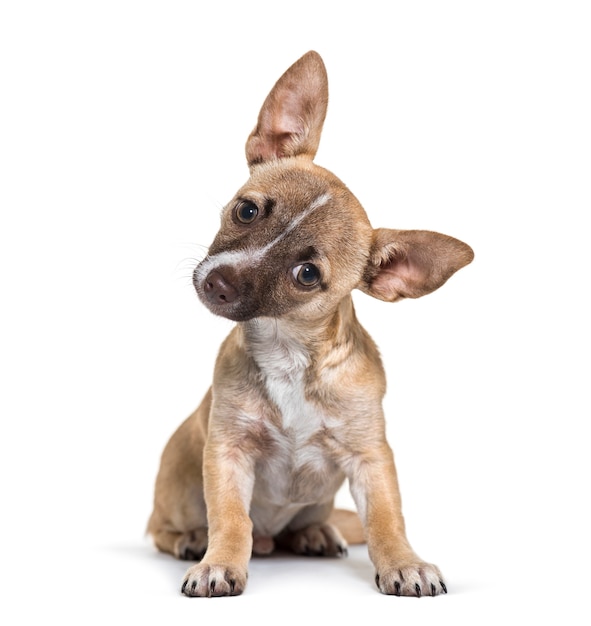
[245,51,328,168]
[360,228,474,302]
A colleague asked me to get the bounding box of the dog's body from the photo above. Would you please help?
[148,51,473,597]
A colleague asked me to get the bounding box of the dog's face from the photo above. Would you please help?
[193,51,473,323]
[193,159,373,322]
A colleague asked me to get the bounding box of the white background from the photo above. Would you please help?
[1,1,590,624]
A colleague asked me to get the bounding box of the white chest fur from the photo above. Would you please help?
[245,319,345,535]
[247,318,320,433]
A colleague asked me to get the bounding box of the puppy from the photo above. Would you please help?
[148,51,473,597]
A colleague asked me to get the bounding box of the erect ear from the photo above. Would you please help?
[245,51,328,168]
[360,228,474,302]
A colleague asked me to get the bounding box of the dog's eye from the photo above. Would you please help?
[292,263,321,287]
[235,201,259,224]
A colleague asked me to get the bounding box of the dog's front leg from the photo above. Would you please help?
[181,433,255,597]
[349,442,447,597]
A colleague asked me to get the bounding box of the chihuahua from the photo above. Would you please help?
[148,51,473,597]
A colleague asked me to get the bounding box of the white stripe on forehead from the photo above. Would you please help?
[195,193,331,281]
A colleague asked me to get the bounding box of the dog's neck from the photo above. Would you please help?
[242,295,359,379]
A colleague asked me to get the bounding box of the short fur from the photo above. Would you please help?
[148,51,473,597]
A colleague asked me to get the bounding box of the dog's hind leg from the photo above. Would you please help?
[276,502,349,557]
[328,508,366,545]
[147,475,209,560]
[149,523,208,561]
[147,392,211,561]
[279,523,348,557]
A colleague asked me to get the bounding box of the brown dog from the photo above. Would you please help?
[148,51,473,597]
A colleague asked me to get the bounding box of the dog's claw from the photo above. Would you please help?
[181,564,247,597]
[376,563,445,597]
[375,574,380,589]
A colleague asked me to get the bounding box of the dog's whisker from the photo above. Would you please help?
[172,245,210,286]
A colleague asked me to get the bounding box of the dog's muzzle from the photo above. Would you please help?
[193,263,259,322]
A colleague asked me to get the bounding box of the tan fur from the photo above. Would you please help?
[148,51,473,597]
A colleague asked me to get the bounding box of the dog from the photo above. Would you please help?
[148,51,473,597]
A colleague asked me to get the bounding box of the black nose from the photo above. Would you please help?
[203,270,238,305]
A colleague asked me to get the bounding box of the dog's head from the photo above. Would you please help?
[193,52,473,323]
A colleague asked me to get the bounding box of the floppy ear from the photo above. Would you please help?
[245,51,329,168]
[360,228,474,302]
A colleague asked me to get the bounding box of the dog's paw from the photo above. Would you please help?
[375,562,447,597]
[174,528,208,561]
[181,563,247,597]
[285,523,348,557]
